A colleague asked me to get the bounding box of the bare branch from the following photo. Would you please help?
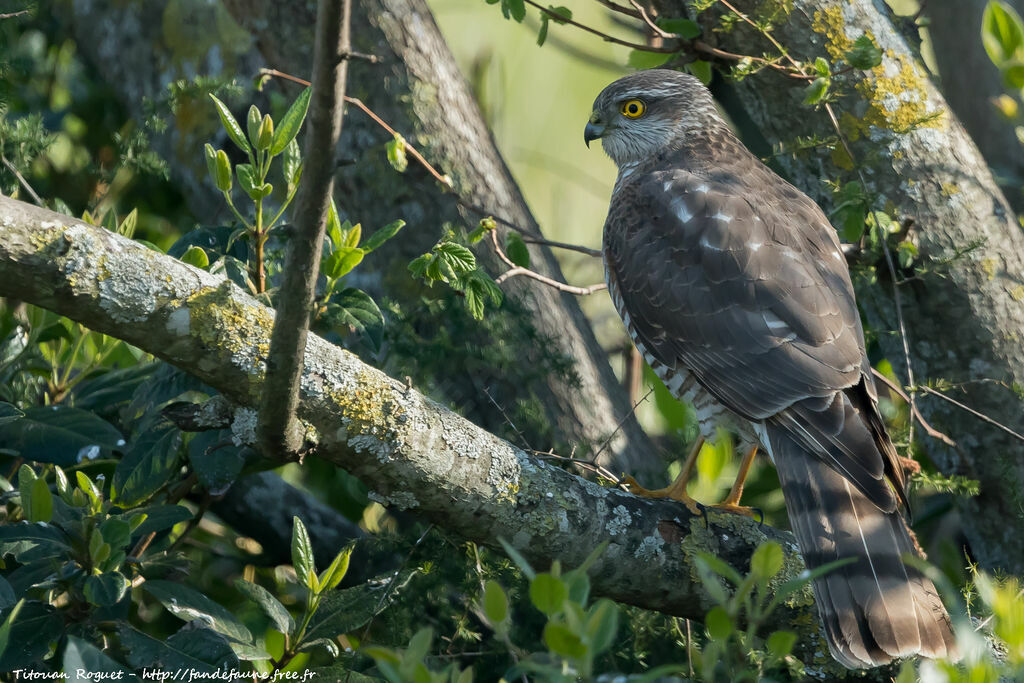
[259,0,352,456]
[869,369,956,448]
[490,229,606,294]
[1,154,43,206]
[918,385,1024,444]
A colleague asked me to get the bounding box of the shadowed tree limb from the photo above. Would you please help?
[259,0,351,457]
[0,195,900,679]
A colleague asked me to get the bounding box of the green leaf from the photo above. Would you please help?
[0,405,124,466]
[215,149,233,192]
[769,557,857,609]
[143,580,254,643]
[0,402,23,425]
[435,241,476,273]
[658,17,701,38]
[482,580,509,625]
[505,232,530,267]
[326,198,343,249]
[323,246,365,279]
[982,1,1024,65]
[112,423,182,506]
[529,573,567,616]
[585,599,619,654]
[1003,60,1024,88]
[209,94,251,154]
[687,60,713,85]
[246,105,262,148]
[26,475,52,523]
[362,219,405,252]
[845,34,882,70]
[537,14,550,46]
[386,133,409,173]
[627,49,674,69]
[803,77,829,105]
[543,622,587,659]
[546,5,571,23]
[235,579,295,634]
[897,240,918,269]
[342,222,362,249]
[204,143,218,185]
[696,551,742,586]
[283,138,302,192]
[705,606,732,640]
[63,635,132,682]
[236,163,259,200]
[750,541,784,584]
[813,56,830,77]
[304,569,418,641]
[318,544,354,593]
[187,430,248,493]
[100,517,132,552]
[271,87,312,156]
[257,114,274,151]
[180,245,210,269]
[129,504,193,538]
[323,288,385,348]
[119,623,239,673]
[291,516,316,590]
[766,629,797,658]
[84,572,130,607]
[0,600,62,671]
[502,0,526,21]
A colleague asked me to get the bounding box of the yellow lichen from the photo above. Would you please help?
[812,8,944,135]
[982,258,998,280]
[1010,285,1024,302]
[941,182,961,197]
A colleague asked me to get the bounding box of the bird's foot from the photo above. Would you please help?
[705,502,764,525]
[621,474,702,516]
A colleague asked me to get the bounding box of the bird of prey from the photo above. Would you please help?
[584,69,956,668]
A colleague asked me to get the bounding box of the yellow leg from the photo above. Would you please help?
[622,436,704,515]
[708,445,761,519]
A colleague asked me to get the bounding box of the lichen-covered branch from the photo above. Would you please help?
[0,195,880,679]
[654,0,1024,574]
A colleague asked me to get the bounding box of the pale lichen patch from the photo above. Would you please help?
[635,530,665,562]
[230,407,258,447]
[606,505,631,536]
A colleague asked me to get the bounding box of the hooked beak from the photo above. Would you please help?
[584,121,605,148]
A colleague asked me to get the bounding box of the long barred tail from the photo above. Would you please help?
[768,426,958,668]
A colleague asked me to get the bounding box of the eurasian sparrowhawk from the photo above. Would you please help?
[585,69,956,668]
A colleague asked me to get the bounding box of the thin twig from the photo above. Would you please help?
[628,0,672,38]
[593,0,643,19]
[532,449,622,484]
[359,524,433,642]
[490,229,606,294]
[524,0,679,53]
[520,235,602,257]
[592,386,655,466]
[482,386,532,451]
[870,368,955,447]
[918,385,1024,443]
[1,154,43,206]
[0,10,29,19]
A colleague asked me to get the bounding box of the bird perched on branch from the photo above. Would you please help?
[584,69,956,668]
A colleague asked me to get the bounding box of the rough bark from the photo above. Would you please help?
[0,195,895,679]
[926,0,1024,211]
[67,0,664,481]
[652,0,1024,572]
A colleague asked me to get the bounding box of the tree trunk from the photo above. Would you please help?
[66,0,664,481]
[0,195,897,679]
[652,0,1024,573]
[926,0,1024,211]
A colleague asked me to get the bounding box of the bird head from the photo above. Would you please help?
[584,69,721,167]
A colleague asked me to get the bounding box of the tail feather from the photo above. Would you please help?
[769,426,957,668]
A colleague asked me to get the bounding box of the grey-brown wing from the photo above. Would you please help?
[604,169,899,510]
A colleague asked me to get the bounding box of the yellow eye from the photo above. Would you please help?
[620,99,646,119]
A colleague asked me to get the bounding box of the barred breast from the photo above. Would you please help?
[606,267,762,453]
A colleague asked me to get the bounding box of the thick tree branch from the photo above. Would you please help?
[0,195,886,679]
[260,0,351,456]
